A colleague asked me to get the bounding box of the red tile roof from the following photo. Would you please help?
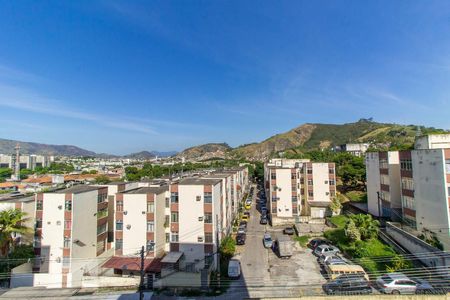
[102,256,162,273]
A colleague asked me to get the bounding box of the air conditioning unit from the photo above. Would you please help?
[126,224,131,230]
[124,211,128,215]
[58,205,62,210]
[142,211,146,214]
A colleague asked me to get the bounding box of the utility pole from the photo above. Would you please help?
[139,245,145,300]
[216,213,220,289]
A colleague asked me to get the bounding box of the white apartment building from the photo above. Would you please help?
[335,143,370,157]
[0,154,52,170]
[264,159,336,224]
[414,134,450,150]
[365,151,402,219]
[169,178,222,271]
[32,185,110,288]
[398,149,450,250]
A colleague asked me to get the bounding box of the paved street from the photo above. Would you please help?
[222,184,326,299]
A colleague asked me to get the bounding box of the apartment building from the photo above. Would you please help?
[264,159,336,224]
[366,151,402,219]
[414,134,450,150]
[33,185,110,288]
[334,143,370,157]
[0,154,52,170]
[169,178,222,271]
[398,149,450,250]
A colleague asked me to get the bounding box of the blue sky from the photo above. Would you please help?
[0,1,449,154]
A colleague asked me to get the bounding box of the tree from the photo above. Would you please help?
[94,175,111,184]
[0,209,30,257]
[0,168,12,182]
[348,214,380,240]
[329,197,342,215]
[345,219,361,242]
[387,255,411,272]
[19,169,33,180]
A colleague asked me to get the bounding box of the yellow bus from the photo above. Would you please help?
[325,264,369,281]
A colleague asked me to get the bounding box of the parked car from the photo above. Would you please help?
[314,244,340,256]
[283,227,295,235]
[239,221,247,229]
[244,203,251,210]
[237,225,246,234]
[241,215,249,222]
[308,238,330,250]
[228,259,241,278]
[323,274,372,295]
[243,211,250,218]
[415,278,447,295]
[261,207,268,215]
[319,254,346,265]
[263,233,273,248]
[236,233,246,245]
[325,264,369,281]
[376,273,417,295]
[260,215,268,224]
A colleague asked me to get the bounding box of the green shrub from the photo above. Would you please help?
[294,235,310,247]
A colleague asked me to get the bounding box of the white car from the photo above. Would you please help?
[376,273,417,294]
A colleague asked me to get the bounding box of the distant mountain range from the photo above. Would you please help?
[0,138,177,158]
[1,119,447,160]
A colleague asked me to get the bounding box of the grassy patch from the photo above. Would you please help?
[294,235,310,247]
[345,191,367,202]
[328,215,349,228]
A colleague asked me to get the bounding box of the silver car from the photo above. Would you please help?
[376,273,417,294]
[313,244,340,256]
[263,233,273,248]
[319,254,347,266]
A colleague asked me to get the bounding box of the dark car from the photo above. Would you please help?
[415,278,447,295]
[308,238,329,250]
[239,221,247,229]
[260,216,268,224]
[323,274,372,295]
[283,227,295,235]
[236,233,246,245]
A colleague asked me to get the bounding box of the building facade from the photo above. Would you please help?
[264,159,336,224]
[33,185,110,288]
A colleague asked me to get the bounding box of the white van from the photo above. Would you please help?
[228,259,241,279]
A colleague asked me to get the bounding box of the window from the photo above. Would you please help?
[116,220,123,231]
[62,257,70,268]
[63,237,71,248]
[36,200,43,210]
[197,236,203,243]
[272,207,277,214]
[381,175,389,185]
[308,191,314,197]
[446,159,450,174]
[400,159,412,171]
[292,207,298,214]
[308,179,313,185]
[171,192,178,203]
[271,172,276,180]
[329,168,334,174]
[402,195,415,210]
[165,233,170,243]
[64,220,71,230]
[97,208,108,219]
[147,202,154,213]
[292,196,298,203]
[147,221,154,232]
[291,173,296,179]
[307,168,312,174]
[291,185,296,191]
[401,178,414,190]
[116,239,123,250]
[36,219,42,229]
[329,180,335,185]
[196,196,201,201]
[300,178,304,184]
[97,223,107,235]
[165,215,170,226]
[65,200,72,211]
[116,201,123,212]
[324,180,328,184]
[146,240,155,252]
[198,216,203,222]
[165,197,170,208]
[205,233,213,243]
[171,212,179,223]
[97,194,107,203]
[171,232,179,242]
[204,192,212,203]
[330,190,336,197]
[380,158,389,169]
[204,213,213,224]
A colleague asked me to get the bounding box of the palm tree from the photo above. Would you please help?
[0,209,30,257]
[349,214,380,241]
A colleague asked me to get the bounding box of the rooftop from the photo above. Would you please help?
[124,186,169,194]
[53,185,101,194]
[178,177,222,186]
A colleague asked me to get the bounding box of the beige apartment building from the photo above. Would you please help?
[0,154,52,170]
[264,159,336,225]
[169,178,222,271]
[32,185,110,288]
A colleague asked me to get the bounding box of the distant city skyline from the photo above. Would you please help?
[0,1,449,154]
